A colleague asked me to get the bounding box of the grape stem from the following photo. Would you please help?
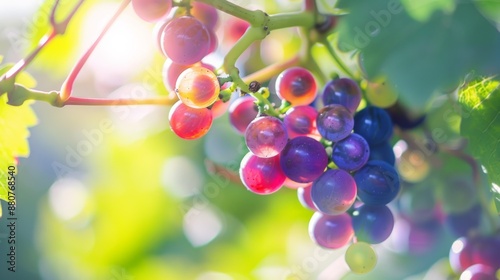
[0,0,85,95]
[59,0,131,103]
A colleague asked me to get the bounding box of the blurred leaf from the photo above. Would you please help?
[0,66,38,202]
[335,0,500,109]
[28,0,98,76]
[459,77,500,213]
[475,0,500,23]
[401,0,454,21]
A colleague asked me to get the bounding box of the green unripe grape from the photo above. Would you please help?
[364,80,399,108]
[345,242,377,274]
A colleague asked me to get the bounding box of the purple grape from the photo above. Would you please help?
[297,186,317,211]
[161,16,210,65]
[228,96,258,134]
[280,136,328,183]
[353,106,393,146]
[311,169,357,215]
[245,116,288,158]
[309,212,354,249]
[322,78,361,113]
[283,105,318,138]
[352,204,394,244]
[316,104,354,142]
[368,141,395,166]
[331,133,370,171]
[354,160,400,205]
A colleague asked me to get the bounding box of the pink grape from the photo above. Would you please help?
[191,2,219,30]
[223,17,250,46]
[175,66,220,108]
[239,152,286,195]
[283,105,319,139]
[276,67,317,106]
[309,212,354,249]
[210,99,229,119]
[228,95,259,134]
[169,100,212,139]
[284,177,311,189]
[245,116,288,158]
[162,59,192,92]
[132,0,172,22]
[161,16,210,65]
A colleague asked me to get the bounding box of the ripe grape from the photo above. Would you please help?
[354,160,400,205]
[331,133,370,172]
[175,66,219,108]
[191,1,219,30]
[161,16,210,65]
[276,67,317,106]
[223,17,250,46]
[162,59,192,92]
[239,152,285,195]
[283,105,318,139]
[297,186,317,211]
[311,169,357,215]
[365,80,399,108]
[316,104,354,142]
[280,136,328,183]
[352,205,394,244]
[353,106,393,146]
[132,0,172,22]
[345,242,377,274]
[368,141,395,165]
[322,78,361,113]
[228,95,259,134]
[309,212,354,249]
[210,99,229,119]
[245,116,288,158]
[169,100,212,139]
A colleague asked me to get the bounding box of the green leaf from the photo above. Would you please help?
[0,66,38,202]
[335,0,500,109]
[459,77,500,213]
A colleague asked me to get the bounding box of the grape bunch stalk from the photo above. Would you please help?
[0,0,498,278]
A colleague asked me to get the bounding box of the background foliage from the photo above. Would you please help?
[0,0,498,279]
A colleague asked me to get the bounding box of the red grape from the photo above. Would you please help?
[239,152,286,195]
[169,100,213,139]
[228,95,259,134]
[276,67,317,106]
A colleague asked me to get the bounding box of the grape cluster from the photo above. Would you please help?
[133,0,231,139]
[133,0,403,275]
[238,68,399,273]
